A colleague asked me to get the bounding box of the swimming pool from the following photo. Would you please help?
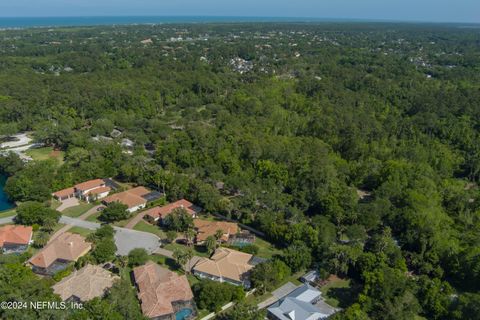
[175,308,193,320]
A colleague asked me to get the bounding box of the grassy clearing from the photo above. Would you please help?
[68,226,94,237]
[62,202,95,218]
[320,277,352,308]
[133,220,165,238]
[25,147,64,164]
[0,208,16,218]
[253,237,282,259]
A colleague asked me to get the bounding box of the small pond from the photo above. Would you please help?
[0,175,14,211]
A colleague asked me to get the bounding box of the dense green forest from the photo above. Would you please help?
[1,22,480,319]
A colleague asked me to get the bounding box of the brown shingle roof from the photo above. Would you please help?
[52,187,75,198]
[127,186,150,197]
[52,264,119,302]
[194,219,238,242]
[193,248,253,283]
[86,186,111,195]
[133,261,193,318]
[74,179,105,191]
[0,225,33,247]
[103,187,150,209]
[29,233,91,268]
[144,199,197,221]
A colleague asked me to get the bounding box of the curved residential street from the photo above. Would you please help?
[59,215,161,255]
[0,213,161,256]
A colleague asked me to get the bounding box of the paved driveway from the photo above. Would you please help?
[0,133,32,149]
[0,216,14,225]
[124,210,148,229]
[58,216,161,255]
[56,198,80,212]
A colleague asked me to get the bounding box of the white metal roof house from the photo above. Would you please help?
[268,284,337,320]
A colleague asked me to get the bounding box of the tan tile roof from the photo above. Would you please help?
[127,186,150,197]
[74,179,105,191]
[52,187,75,198]
[193,248,253,282]
[103,187,150,209]
[0,225,33,246]
[52,264,119,302]
[144,199,196,220]
[133,261,193,318]
[194,219,238,242]
[29,232,91,268]
[86,186,111,195]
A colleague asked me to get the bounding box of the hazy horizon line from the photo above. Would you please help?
[0,15,478,25]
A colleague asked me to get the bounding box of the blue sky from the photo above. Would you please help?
[0,0,478,23]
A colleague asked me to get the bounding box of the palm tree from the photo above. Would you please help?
[184,228,196,247]
[34,231,50,248]
[205,236,217,255]
[214,229,224,245]
[173,248,194,274]
[42,218,57,233]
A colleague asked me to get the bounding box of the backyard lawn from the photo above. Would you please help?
[163,242,210,257]
[25,147,65,164]
[133,220,165,238]
[62,203,95,218]
[253,237,282,259]
[320,276,353,308]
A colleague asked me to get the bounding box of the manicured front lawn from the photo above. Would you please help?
[62,203,95,218]
[86,212,101,222]
[133,220,165,238]
[68,226,94,237]
[25,147,65,164]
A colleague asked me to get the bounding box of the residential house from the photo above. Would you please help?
[300,270,320,285]
[193,248,254,288]
[28,232,91,275]
[53,264,119,302]
[193,219,238,244]
[103,186,151,213]
[267,284,337,320]
[52,179,112,203]
[0,225,33,254]
[143,199,200,224]
[52,187,75,201]
[74,179,111,202]
[133,261,195,320]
